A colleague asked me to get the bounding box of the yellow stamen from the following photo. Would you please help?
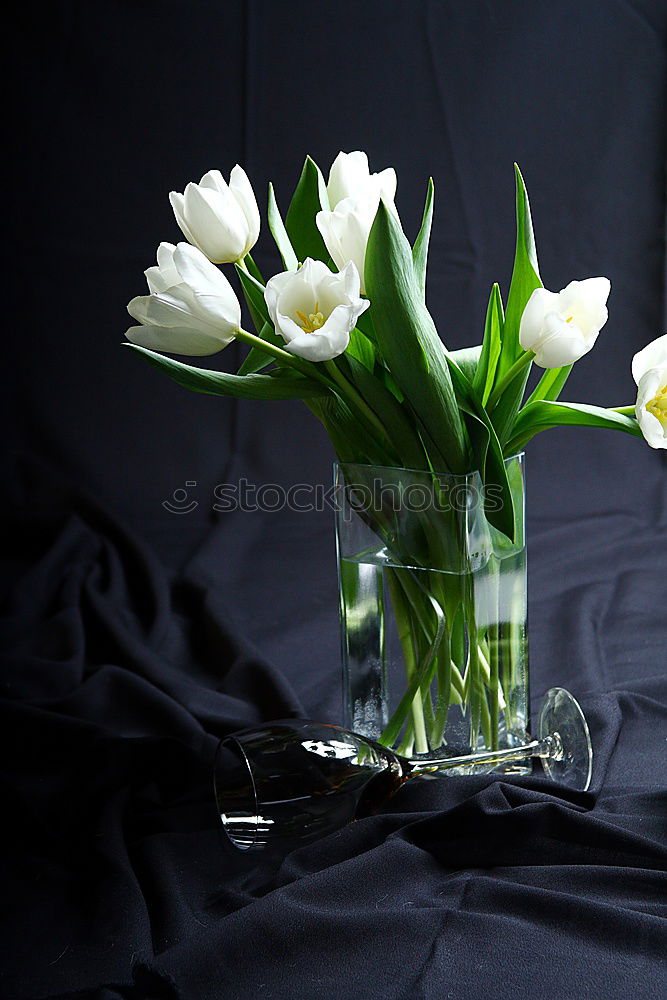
[296,301,325,333]
[646,384,667,423]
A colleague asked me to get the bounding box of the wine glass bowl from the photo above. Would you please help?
[214,721,405,852]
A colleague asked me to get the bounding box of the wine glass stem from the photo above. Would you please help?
[407,734,562,776]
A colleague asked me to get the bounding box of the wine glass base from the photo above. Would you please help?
[538,687,593,792]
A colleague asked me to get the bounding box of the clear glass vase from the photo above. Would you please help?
[334,455,529,773]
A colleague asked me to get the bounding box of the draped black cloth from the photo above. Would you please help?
[4,2,667,998]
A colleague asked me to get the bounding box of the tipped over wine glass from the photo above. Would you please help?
[214,687,592,854]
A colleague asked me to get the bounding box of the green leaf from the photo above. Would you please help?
[365,201,469,474]
[244,253,265,284]
[267,183,298,271]
[237,320,286,376]
[126,344,329,400]
[491,165,542,443]
[473,283,503,405]
[499,164,542,372]
[445,357,515,540]
[354,304,378,345]
[346,326,376,372]
[524,364,573,407]
[380,367,404,403]
[342,354,428,469]
[507,399,642,453]
[307,394,389,465]
[285,156,330,263]
[235,263,270,333]
[449,345,482,385]
[412,177,434,299]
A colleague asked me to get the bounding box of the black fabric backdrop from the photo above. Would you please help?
[4,2,667,998]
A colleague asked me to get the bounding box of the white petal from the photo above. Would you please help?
[276,268,319,320]
[284,325,350,362]
[518,288,558,352]
[274,313,306,345]
[156,242,177,269]
[172,244,241,330]
[302,257,336,287]
[338,259,362,301]
[125,324,230,356]
[531,314,591,368]
[264,270,296,326]
[229,165,260,252]
[637,407,667,449]
[316,210,344,268]
[127,292,219,336]
[327,151,370,207]
[320,302,360,339]
[632,334,667,385]
[199,169,229,195]
[173,243,231,294]
[145,242,179,293]
[635,367,667,448]
[321,200,373,291]
[558,277,610,341]
[169,192,199,248]
[559,276,610,310]
[375,167,397,203]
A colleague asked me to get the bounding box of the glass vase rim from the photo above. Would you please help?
[333,451,524,482]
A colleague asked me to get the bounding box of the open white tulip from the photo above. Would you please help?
[264,258,369,362]
[126,242,241,355]
[326,150,397,209]
[169,166,260,263]
[632,333,667,449]
[519,277,611,368]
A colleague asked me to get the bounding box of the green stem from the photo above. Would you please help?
[464,574,481,747]
[324,360,392,446]
[385,569,429,753]
[612,405,636,416]
[488,556,500,750]
[235,328,335,395]
[487,350,535,411]
[235,327,306,370]
[237,253,264,284]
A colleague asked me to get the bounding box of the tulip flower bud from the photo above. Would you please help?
[126,242,241,355]
[326,150,396,209]
[169,166,260,263]
[317,151,398,294]
[519,277,611,369]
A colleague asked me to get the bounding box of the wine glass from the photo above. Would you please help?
[214,687,592,853]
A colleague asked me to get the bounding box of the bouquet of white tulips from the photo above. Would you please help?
[125,151,666,753]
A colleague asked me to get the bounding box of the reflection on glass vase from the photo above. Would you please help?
[334,455,529,774]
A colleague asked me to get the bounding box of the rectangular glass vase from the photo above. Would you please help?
[334,455,529,774]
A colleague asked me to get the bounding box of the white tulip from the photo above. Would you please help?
[126,242,241,355]
[632,333,667,449]
[317,151,398,294]
[519,277,611,368]
[169,166,260,263]
[264,258,369,362]
[326,150,396,209]
[316,197,378,294]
